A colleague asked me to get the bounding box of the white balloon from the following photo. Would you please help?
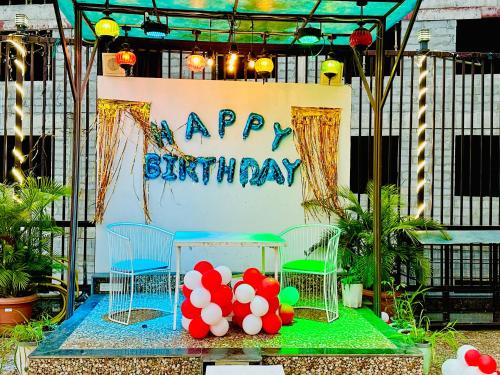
[242,314,262,335]
[181,316,191,331]
[441,358,467,375]
[380,311,390,322]
[184,270,202,290]
[457,345,478,365]
[190,287,211,308]
[215,266,232,285]
[235,283,256,304]
[210,318,229,337]
[201,303,223,325]
[250,296,269,317]
[462,367,486,375]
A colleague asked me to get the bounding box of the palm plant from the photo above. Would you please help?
[306,182,448,288]
[0,177,70,297]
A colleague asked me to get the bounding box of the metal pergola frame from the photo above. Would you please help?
[52,0,423,319]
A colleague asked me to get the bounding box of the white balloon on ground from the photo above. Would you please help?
[380,311,390,322]
[235,283,256,304]
[184,270,202,290]
[215,266,232,285]
[463,367,487,375]
[457,345,478,364]
[250,296,269,317]
[210,318,229,337]
[181,316,191,331]
[190,287,211,308]
[441,358,468,375]
[201,303,223,325]
[242,314,262,335]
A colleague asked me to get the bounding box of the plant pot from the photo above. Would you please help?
[15,341,37,375]
[342,283,363,308]
[362,289,400,316]
[0,294,38,326]
[415,342,432,375]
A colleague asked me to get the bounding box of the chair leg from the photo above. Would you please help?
[126,274,135,325]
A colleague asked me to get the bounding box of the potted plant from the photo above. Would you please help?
[305,182,448,313]
[341,270,363,308]
[0,177,69,325]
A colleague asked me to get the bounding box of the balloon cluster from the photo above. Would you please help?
[181,261,233,339]
[442,345,498,375]
[232,268,282,335]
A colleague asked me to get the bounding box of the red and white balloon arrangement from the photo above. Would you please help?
[232,268,282,335]
[181,261,233,339]
[442,345,498,375]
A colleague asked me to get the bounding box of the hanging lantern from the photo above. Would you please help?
[321,52,342,85]
[115,43,136,76]
[255,56,274,79]
[187,50,206,73]
[247,52,256,70]
[349,24,373,50]
[95,15,120,40]
[206,50,215,67]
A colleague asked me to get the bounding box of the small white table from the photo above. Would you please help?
[172,231,287,330]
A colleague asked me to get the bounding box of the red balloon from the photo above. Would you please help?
[194,260,214,274]
[464,349,481,367]
[267,296,280,314]
[243,268,265,289]
[181,299,201,319]
[260,277,280,298]
[201,269,223,291]
[182,284,192,299]
[262,312,282,334]
[188,317,210,339]
[211,285,233,306]
[232,315,243,327]
[478,355,497,374]
[233,301,251,317]
[221,303,233,317]
[279,303,294,325]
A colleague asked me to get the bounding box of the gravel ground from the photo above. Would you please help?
[430,330,500,375]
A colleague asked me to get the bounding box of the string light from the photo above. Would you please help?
[8,33,26,183]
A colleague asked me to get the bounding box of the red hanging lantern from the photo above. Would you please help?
[349,24,373,50]
[115,43,136,76]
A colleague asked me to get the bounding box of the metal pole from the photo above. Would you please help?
[372,20,385,317]
[416,53,427,217]
[66,7,83,318]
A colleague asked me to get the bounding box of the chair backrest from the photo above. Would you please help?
[107,223,174,269]
[279,224,341,271]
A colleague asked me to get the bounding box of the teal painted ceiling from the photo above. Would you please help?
[58,0,416,45]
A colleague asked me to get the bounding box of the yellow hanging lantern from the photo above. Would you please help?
[255,56,274,78]
[95,15,120,39]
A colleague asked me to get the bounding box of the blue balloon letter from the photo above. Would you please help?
[162,154,178,181]
[240,158,260,187]
[217,157,236,183]
[219,109,236,139]
[257,158,285,186]
[186,112,210,140]
[242,113,264,140]
[197,157,216,185]
[144,153,161,180]
[272,122,292,151]
[282,158,301,186]
[178,157,199,183]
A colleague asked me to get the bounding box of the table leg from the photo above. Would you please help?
[173,246,181,331]
[273,246,279,280]
[261,246,266,275]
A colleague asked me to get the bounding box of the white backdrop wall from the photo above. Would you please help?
[96,77,351,273]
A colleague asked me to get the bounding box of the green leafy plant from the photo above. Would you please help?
[305,182,449,288]
[0,177,70,297]
[341,269,362,285]
[7,316,55,343]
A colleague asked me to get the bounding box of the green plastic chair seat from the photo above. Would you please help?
[282,259,336,273]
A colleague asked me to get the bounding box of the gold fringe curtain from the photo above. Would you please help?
[96,99,151,223]
[291,106,342,215]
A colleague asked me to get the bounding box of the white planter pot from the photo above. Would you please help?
[15,342,37,375]
[415,342,432,375]
[341,283,363,308]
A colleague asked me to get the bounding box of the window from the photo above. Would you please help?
[350,135,399,194]
[455,135,500,197]
[0,135,53,183]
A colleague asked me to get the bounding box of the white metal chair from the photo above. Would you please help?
[107,222,174,325]
[279,224,341,322]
